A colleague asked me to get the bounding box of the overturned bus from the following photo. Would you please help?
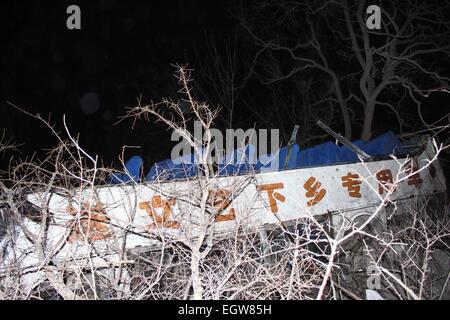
[0,131,447,297]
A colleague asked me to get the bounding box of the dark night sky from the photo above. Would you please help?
[0,0,236,170]
[1,0,450,174]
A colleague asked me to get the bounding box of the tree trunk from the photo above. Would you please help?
[331,74,352,140]
[361,100,375,142]
[191,249,203,300]
[341,105,352,141]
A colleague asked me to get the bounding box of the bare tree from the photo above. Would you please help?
[194,36,240,129]
[237,0,450,141]
[0,67,448,301]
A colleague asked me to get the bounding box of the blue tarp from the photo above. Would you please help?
[146,153,198,182]
[279,144,300,170]
[297,131,401,167]
[254,144,299,172]
[108,155,143,184]
[217,145,256,176]
[339,140,367,163]
[254,153,275,172]
[296,142,340,167]
[109,131,403,184]
[364,131,400,156]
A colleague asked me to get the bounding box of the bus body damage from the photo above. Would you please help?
[0,137,447,297]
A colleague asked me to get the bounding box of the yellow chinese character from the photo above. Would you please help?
[304,177,326,207]
[256,183,286,214]
[341,173,362,198]
[406,160,423,188]
[207,189,236,222]
[139,195,179,229]
[67,201,111,242]
[376,169,395,195]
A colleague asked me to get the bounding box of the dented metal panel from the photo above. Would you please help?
[22,139,444,251]
[1,139,445,288]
